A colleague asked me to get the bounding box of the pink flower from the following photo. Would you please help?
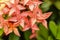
[20,0,42,11]
[0,16,4,28]
[8,0,25,16]
[0,0,52,39]
[0,15,8,35]
[33,6,52,28]
[5,17,20,36]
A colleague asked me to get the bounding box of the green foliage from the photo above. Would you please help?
[24,30,31,40]
[0,29,3,36]
[0,38,3,40]
[49,21,57,37]
[43,0,51,2]
[36,21,60,40]
[49,21,60,40]
[36,24,48,40]
[40,1,52,12]
[54,1,60,10]
[9,33,20,40]
[56,24,60,39]
[48,36,54,40]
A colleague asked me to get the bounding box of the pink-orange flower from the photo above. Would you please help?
[20,0,42,11]
[6,21,20,36]
[4,16,20,36]
[0,0,52,39]
[33,6,52,28]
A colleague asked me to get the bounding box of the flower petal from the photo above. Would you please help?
[3,25,8,35]
[42,20,48,29]
[5,2,12,8]
[8,17,17,22]
[29,33,36,39]
[20,19,24,28]
[0,11,3,15]
[22,25,30,31]
[0,4,5,10]
[17,5,25,10]
[3,7,9,14]
[10,0,15,4]
[0,24,3,29]
[30,18,36,26]
[13,28,20,36]
[24,0,29,5]
[9,8,15,16]
[6,27,12,35]
[32,24,39,30]
[29,4,35,11]
[42,12,52,19]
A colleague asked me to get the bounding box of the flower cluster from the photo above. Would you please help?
[0,0,52,39]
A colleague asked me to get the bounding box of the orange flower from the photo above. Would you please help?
[5,17,20,36]
[6,22,20,36]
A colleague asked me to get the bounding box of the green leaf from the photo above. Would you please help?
[49,21,57,37]
[9,33,20,40]
[0,38,3,40]
[56,24,60,39]
[0,36,3,40]
[36,35,44,40]
[48,36,54,40]
[43,0,50,2]
[54,1,60,10]
[57,39,60,40]
[24,30,31,40]
[0,29,3,36]
[18,26,23,30]
[40,1,52,12]
[36,24,48,40]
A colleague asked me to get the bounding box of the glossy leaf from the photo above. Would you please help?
[49,21,57,37]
